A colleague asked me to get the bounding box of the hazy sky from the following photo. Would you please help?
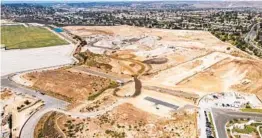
[2,0,258,4]
[1,0,225,2]
[1,0,176,4]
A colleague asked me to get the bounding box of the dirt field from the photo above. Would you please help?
[0,89,13,100]
[75,50,147,77]
[80,94,118,113]
[24,68,112,102]
[177,58,262,100]
[64,25,262,100]
[35,103,197,138]
[25,25,262,138]
[143,52,230,94]
[64,25,238,53]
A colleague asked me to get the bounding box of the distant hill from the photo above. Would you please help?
[192,1,262,9]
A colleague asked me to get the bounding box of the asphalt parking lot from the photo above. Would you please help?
[144,96,179,110]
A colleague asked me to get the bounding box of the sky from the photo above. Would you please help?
[2,0,221,3]
[2,0,258,4]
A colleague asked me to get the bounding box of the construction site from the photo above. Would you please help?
[1,88,43,138]
[4,25,262,138]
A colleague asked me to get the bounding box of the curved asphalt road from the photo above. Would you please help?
[19,99,126,138]
[1,75,69,138]
[1,73,127,138]
[211,108,262,138]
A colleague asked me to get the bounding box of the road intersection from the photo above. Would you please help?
[212,108,262,138]
[198,92,262,138]
[1,72,128,138]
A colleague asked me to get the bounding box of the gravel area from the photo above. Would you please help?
[1,44,74,76]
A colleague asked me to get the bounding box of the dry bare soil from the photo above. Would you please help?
[177,58,262,99]
[35,103,197,138]
[64,25,262,99]
[31,25,262,138]
[25,68,111,102]
[0,88,13,100]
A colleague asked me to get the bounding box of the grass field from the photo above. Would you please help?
[1,25,69,49]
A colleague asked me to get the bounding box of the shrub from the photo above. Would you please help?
[24,100,31,105]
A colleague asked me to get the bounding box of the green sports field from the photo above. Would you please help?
[1,25,69,49]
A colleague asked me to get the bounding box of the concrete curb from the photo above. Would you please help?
[210,108,220,138]
[257,125,262,138]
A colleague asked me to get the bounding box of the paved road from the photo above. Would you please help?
[19,98,126,137]
[53,99,126,118]
[144,96,179,109]
[1,75,69,138]
[1,75,68,108]
[1,73,126,138]
[245,23,258,42]
[211,108,262,138]
[245,22,262,50]
[144,85,199,99]
[257,125,262,138]
[72,66,129,84]
[19,107,58,138]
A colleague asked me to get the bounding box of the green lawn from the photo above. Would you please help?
[208,113,217,138]
[232,125,257,134]
[241,108,262,113]
[1,25,69,49]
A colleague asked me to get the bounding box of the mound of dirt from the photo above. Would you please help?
[177,58,262,99]
[0,88,13,100]
[111,103,158,124]
[214,59,262,80]
[226,60,262,99]
[76,51,112,70]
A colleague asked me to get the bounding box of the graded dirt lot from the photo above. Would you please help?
[64,25,261,99]
[35,103,197,138]
[143,52,231,95]
[1,25,68,49]
[177,58,262,99]
[64,25,234,52]
[1,44,74,76]
[28,25,262,138]
[24,68,113,102]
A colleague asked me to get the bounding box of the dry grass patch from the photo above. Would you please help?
[34,112,64,138]
[0,88,13,100]
[56,103,197,138]
[80,95,117,112]
[25,68,111,102]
